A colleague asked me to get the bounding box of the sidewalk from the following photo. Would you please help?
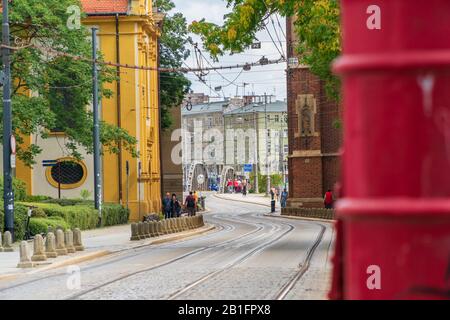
[214,192,280,210]
[0,222,215,280]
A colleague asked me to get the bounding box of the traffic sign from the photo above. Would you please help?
[244,164,253,172]
[10,154,15,169]
[10,135,16,154]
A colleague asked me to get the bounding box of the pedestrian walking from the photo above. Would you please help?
[324,189,334,209]
[185,192,197,216]
[194,191,199,212]
[171,194,182,218]
[242,183,247,197]
[280,188,288,208]
[270,188,276,213]
[162,193,172,219]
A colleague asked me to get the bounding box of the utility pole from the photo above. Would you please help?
[92,28,103,221]
[2,0,14,239]
[264,93,270,196]
[253,109,259,193]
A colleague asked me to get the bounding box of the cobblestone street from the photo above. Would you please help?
[0,196,334,300]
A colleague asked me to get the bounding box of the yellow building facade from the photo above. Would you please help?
[13,0,163,221]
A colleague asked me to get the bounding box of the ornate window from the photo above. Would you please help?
[46,158,88,189]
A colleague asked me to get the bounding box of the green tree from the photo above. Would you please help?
[189,0,341,99]
[0,0,138,167]
[155,0,191,130]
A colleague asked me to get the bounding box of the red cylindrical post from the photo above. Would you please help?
[333,0,450,299]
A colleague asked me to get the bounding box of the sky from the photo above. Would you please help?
[171,0,287,102]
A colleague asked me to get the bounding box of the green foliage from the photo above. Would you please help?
[24,195,53,202]
[155,0,191,130]
[100,204,130,227]
[19,201,129,231]
[31,207,47,218]
[1,0,137,166]
[29,217,69,236]
[0,177,27,201]
[189,0,341,100]
[0,203,28,241]
[80,189,92,201]
[250,173,284,194]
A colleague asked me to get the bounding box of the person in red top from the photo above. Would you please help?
[324,189,334,209]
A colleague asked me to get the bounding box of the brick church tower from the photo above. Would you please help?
[285,17,343,210]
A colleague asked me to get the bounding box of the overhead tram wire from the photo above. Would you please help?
[0,41,286,74]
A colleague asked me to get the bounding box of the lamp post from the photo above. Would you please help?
[2,0,14,239]
[92,28,102,224]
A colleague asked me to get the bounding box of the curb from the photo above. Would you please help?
[26,250,111,275]
[147,224,216,246]
[214,194,335,223]
[264,213,335,224]
[0,224,217,281]
[213,193,271,208]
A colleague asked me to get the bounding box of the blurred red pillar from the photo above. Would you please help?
[331,0,450,299]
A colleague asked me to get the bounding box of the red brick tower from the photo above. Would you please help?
[285,17,342,210]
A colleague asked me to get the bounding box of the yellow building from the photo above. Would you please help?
[12,0,164,221]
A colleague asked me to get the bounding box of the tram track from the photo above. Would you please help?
[65,213,276,300]
[167,219,296,300]
[274,223,327,300]
[0,215,244,293]
[66,215,294,300]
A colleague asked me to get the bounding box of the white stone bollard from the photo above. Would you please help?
[31,234,47,262]
[55,229,68,256]
[73,228,85,251]
[3,231,13,252]
[17,241,33,268]
[45,232,58,258]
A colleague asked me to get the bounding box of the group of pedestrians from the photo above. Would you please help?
[162,191,200,219]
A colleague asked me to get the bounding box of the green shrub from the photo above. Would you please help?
[19,202,129,231]
[101,204,130,227]
[42,198,84,206]
[24,195,52,202]
[29,217,69,236]
[31,207,47,218]
[0,177,27,201]
[0,203,28,241]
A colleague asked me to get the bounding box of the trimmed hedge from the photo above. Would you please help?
[29,217,70,236]
[19,202,130,231]
[1,199,129,242]
[101,204,130,227]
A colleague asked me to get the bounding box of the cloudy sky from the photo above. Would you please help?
[171,0,287,101]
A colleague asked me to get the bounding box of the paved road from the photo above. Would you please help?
[0,196,335,300]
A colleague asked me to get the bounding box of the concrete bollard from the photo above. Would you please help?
[55,229,68,256]
[3,231,13,252]
[144,221,150,238]
[166,219,173,234]
[170,219,177,233]
[73,228,84,251]
[162,220,169,235]
[130,223,140,241]
[138,222,145,240]
[65,230,76,254]
[176,218,182,232]
[45,232,58,258]
[0,232,3,252]
[31,234,47,262]
[200,215,205,227]
[181,217,188,231]
[155,221,162,236]
[17,241,33,268]
[149,221,156,237]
